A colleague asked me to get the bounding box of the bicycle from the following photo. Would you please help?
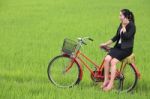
[47,37,141,92]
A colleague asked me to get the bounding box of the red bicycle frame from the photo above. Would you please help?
[64,49,141,80]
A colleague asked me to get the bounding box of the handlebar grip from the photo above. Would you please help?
[89,38,94,41]
[82,41,87,45]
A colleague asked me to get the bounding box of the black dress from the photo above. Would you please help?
[108,21,135,61]
[108,44,133,61]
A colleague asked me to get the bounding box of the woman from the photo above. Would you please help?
[100,9,136,91]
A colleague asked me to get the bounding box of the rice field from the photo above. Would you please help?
[0,0,150,98]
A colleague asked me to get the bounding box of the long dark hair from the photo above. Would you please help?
[121,9,135,24]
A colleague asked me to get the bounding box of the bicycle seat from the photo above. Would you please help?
[121,53,135,64]
[120,53,141,78]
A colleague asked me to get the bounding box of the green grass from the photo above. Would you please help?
[0,0,150,98]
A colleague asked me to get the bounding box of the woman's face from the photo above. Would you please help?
[119,12,125,22]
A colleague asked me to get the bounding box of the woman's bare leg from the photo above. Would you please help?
[103,58,119,91]
[101,55,112,88]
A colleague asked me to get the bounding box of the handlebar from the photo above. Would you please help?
[77,37,111,52]
[77,37,93,45]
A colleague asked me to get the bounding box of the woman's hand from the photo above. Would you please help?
[100,40,113,49]
[100,43,107,47]
[100,43,111,52]
[122,25,126,33]
[100,40,112,47]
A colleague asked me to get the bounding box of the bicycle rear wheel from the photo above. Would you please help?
[47,54,81,88]
[119,63,138,92]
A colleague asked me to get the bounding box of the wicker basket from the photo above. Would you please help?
[62,38,78,55]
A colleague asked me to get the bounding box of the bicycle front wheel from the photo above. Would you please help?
[47,54,81,88]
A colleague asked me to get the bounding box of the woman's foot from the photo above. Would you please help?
[101,81,109,89]
[103,82,114,92]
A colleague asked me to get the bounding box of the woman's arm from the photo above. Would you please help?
[121,23,136,40]
[100,39,113,47]
[104,39,113,45]
[101,31,118,47]
[100,24,120,47]
[110,24,121,42]
[111,33,118,43]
